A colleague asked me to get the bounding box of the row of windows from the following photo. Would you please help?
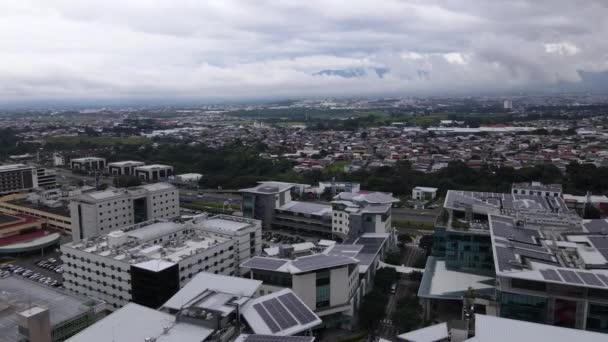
[62,254,129,273]
[64,267,129,282]
[65,274,129,291]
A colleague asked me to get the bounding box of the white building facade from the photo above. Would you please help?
[69,183,180,241]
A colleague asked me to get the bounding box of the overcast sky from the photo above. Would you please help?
[1,0,608,103]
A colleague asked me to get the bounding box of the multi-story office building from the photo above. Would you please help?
[421,185,608,334]
[134,164,174,182]
[0,164,37,195]
[331,191,397,241]
[70,157,106,171]
[189,214,262,266]
[0,276,105,342]
[66,272,321,342]
[69,183,179,241]
[241,181,334,235]
[511,181,562,197]
[36,168,58,189]
[242,253,360,329]
[107,160,145,176]
[241,181,294,229]
[61,216,257,310]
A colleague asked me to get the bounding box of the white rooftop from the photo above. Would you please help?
[66,303,213,342]
[196,217,251,232]
[413,186,438,192]
[418,257,494,300]
[398,322,448,342]
[465,314,608,342]
[162,272,262,311]
[107,160,144,166]
[136,164,173,170]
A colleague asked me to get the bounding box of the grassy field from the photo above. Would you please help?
[46,135,151,146]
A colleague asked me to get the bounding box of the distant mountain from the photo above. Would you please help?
[313,67,390,78]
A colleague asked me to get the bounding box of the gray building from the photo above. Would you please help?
[0,276,105,342]
[0,164,37,195]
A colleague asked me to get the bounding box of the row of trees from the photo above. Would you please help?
[100,140,608,197]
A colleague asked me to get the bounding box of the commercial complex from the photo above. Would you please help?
[69,183,179,241]
[134,164,174,181]
[331,191,397,240]
[241,233,390,330]
[61,214,261,310]
[241,181,397,240]
[0,164,38,195]
[66,272,320,342]
[0,213,61,255]
[421,182,608,334]
[0,276,105,342]
[106,160,145,176]
[69,157,106,171]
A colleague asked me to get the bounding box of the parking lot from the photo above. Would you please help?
[0,251,64,288]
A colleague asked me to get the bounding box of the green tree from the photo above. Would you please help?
[358,291,387,331]
[391,296,423,332]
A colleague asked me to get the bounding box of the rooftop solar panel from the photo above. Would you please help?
[261,298,298,330]
[597,274,608,286]
[253,303,280,333]
[589,236,608,249]
[577,272,605,287]
[540,269,562,282]
[242,257,288,271]
[278,292,317,325]
[558,269,584,284]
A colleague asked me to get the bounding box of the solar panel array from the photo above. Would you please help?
[262,298,297,330]
[251,292,319,334]
[539,268,608,288]
[242,335,314,342]
[577,272,605,287]
[589,236,608,260]
[278,292,317,325]
[242,257,288,271]
[492,220,539,244]
[253,304,280,333]
[558,269,583,284]
[540,269,561,281]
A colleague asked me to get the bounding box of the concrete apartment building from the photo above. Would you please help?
[70,157,106,171]
[69,183,179,241]
[0,164,37,195]
[106,160,145,176]
[61,214,260,310]
[134,164,174,182]
[421,184,608,334]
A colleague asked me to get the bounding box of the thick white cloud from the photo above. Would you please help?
[0,0,607,102]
